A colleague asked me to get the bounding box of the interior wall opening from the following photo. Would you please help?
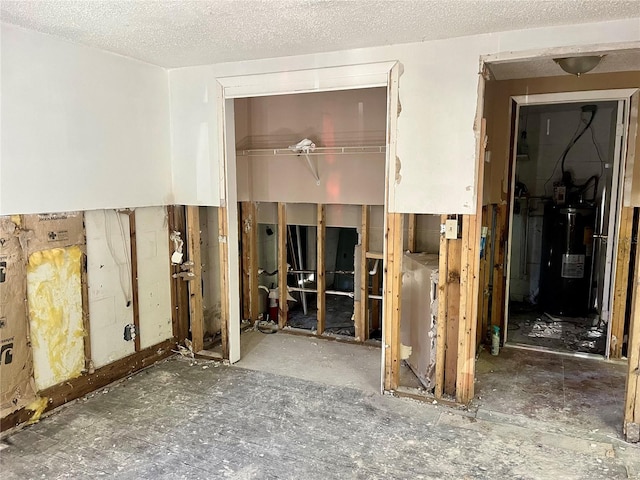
[506,100,626,356]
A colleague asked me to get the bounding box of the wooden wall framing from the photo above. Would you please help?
[624,222,640,443]
[186,206,205,354]
[277,203,288,329]
[316,204,326,335]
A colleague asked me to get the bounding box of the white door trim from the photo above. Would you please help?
[215,61,399,370]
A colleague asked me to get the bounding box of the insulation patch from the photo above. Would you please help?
[27,246,85,390]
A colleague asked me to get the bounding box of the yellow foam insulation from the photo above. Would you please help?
[10,214,21,226]
[26,396,49,424]
[27,246,85,390]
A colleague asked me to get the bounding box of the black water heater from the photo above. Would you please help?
[539,204,595,316]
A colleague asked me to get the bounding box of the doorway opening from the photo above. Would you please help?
[506,100,624,356]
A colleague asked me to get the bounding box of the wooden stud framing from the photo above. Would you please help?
[611,206,634,358]
[356,205,369,341]
[407,213,417,253]
[80,250,92,371]
[444,235,462,396]
[477,206,493,347]
[218,206,230,359]
[240,202,259,322]
[317,204,326,335]
[278,203,288,329]
[128,211,141,353]
[435,215,449,399]
[240,203,251,321]
[624,228,640,443]
[491,203,508,332]
[383,212,404,391]
[186,206,204,354]
[167,206,189,343]
[457,118,486,403]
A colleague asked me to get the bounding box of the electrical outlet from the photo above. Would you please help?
[445,219,458,240]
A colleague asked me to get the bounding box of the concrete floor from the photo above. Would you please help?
[2,333,639,479]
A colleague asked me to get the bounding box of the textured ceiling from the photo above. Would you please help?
[1,0,639,68]
[488,48,640,80]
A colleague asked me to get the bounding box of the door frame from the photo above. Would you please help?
[503,88,637,357]
[214,61,400,392]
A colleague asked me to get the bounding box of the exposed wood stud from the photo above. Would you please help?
[624,220,640,443]
[240,203,251,321]
[167,206,189,343]
[383,212,404,391]
[477,206,493,347]
[278,203,288,329]
[407,213,417,253]
[317,204,326,335]
[435,214,449,399]
[217,206,230,359]
[186,206,204,354]
[80,250,92,371]
[240,202,258,322]
[444,235,461,396]
[611,206,634,358]
[491,203,508,333]
[357,205,369,341]
[457,117,486,403]
[248,203,259,322]
[128,211,141,353]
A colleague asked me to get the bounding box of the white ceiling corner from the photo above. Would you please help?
[1,0,639,68]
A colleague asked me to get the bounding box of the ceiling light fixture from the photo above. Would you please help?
[553,55,605,77]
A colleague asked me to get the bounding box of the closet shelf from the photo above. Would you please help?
[237,145,386,156]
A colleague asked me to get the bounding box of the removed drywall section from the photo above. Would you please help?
[85,210,135,368]
[0,23,171,215]
[27,247,84,390]
[0,217,36,418]
[135,207,173,349]
[415,215,441,254]
[200,207,222,337]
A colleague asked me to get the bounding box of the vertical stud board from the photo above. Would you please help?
[444,236,462,396]
[407,213,417,253]
[278,203,288,329]
[624,228,640,443]
[383,212,403,391]
[316,204,326,335]
[186,206,204,354]
[127,212,141,352]
[240,203,252,320]
[434,215,448,399]
[357,205,369,341]
[611,206,634,358]
[218,206,230,359]
[491,203,508,334]
[456,118,486,403]
[168,206,190,343]
[248,203,259,322]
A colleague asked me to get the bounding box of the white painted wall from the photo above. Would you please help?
[0,23,172,215]
[168,18,640,214]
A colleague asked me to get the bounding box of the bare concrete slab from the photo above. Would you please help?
[2,350,639,479]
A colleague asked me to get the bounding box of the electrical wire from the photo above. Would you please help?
[103,209,132,306]
[542,119,584,196]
